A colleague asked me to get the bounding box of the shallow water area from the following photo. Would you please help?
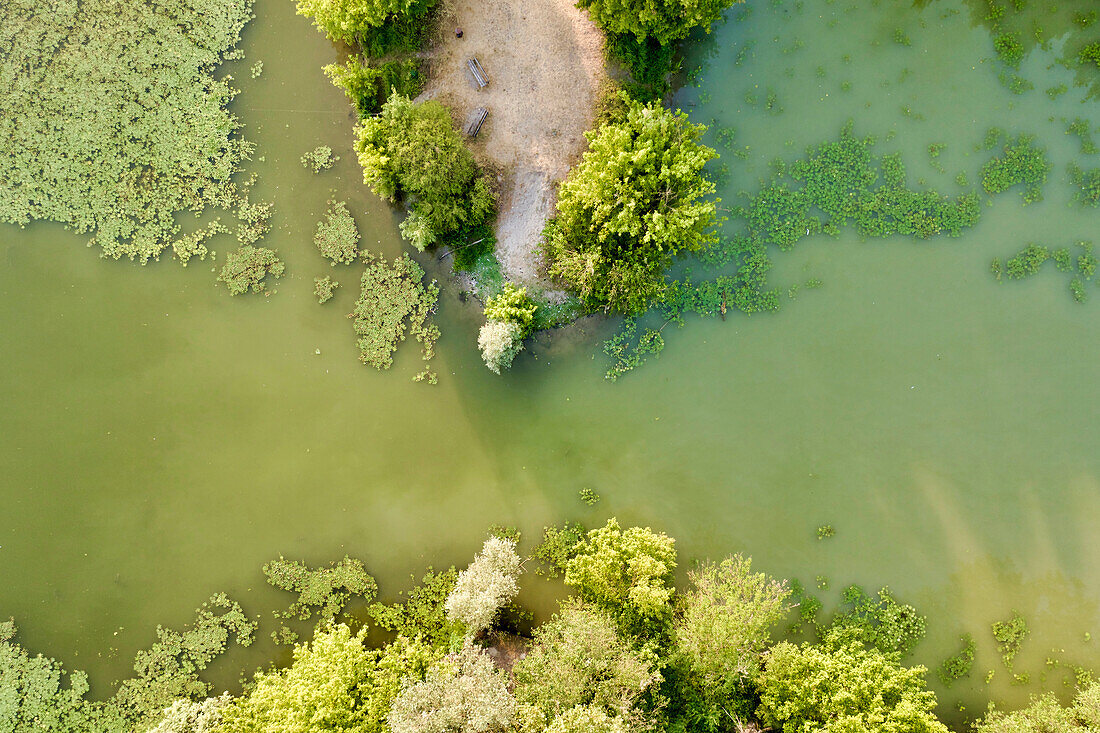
[2,0,1100,725]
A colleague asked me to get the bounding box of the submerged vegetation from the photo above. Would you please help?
[0,0,263,268]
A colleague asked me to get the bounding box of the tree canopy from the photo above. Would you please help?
[356,93,496,251]
[295,0,422,43]
[576,0,740,46]
[755,630,948,733]
[544,98,718,315]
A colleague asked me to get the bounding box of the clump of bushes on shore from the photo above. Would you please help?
[478,283,538,374]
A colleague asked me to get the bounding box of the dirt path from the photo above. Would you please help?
[419,0,607,287]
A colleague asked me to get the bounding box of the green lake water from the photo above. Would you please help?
[2,0,1100,725]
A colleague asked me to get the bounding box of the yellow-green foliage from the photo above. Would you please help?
[484,283,538,334]
[563,518,677,632]
[756,630,948,733]
[221,623,439,733]
[350,251,440,382]
[315,200,361,265]
[545,96,719,315]
[295,0,419,43]
[577,0,740,45]
[0,0,262,264]
[975,679,1100,732]
[218,246,285,295]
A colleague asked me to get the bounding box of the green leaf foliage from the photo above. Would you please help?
[217,246,285,295]
[264,556,377,631]
[315,200,362,265]
[975,679,1100,732]
[350,251,440,383]
[220,623,439,733]
[301,145,339,172]
[478,320,525,375]
[756,630,949,733]
[936,633,976,686]
[533,522,588,578]
[563,518,677,633]
[576,0,741,45]
[545,97,719,315]
[484,283,538,335]
[512,601,662,730]
[355,93,496,251]
[828,585,927,657]
[992,611,1029,668]
[980,134,1050,203]
[368,567,461,649]
[0,0,262,265]
[315,275,339,304]
[326,57,423,117]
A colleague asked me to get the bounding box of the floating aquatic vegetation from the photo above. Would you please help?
[0,0,262,265]
[350,251,440,383]
[314,200,361,264]
[980,133,1050,203]
[301,145,340,172]
[314,276,339,304]
[937,633,977,686]
[218,246,285,295]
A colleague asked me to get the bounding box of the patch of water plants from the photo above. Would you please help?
[603,123,983,379]
[0,0,269,273]
[991,240,1097,302]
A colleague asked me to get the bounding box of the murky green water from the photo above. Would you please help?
[2,0,1100,724]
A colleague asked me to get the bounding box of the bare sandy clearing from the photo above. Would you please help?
[419,0,607,287]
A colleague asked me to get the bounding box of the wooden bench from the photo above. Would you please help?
[466,58,488,88]
[465,107,489,137]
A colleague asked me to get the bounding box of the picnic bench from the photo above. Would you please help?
[466,58,488,88]
[465,107,489,137]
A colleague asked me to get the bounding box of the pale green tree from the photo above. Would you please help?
[512,601,661,729]
[478,320,524,375]
[388,645,515,733]
[544,97,718,314]
[445,537,523,635]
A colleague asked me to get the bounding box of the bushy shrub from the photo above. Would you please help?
[325,57,422,117]
[975,679,1100,732]
[756,630,948,733]
[577,0,738,45]
[295,0,423,44]
[445,537,524,634]
[544,97,718,315]
[563,518,677,633]
[388,645,515,733]
[512,601,661,729]
[146,695,230,733]
[484,283,538,335]
[356,93,496,251]
[478,320,524,375]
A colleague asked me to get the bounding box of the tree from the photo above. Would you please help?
[563,518,677,633]
[974,679,1100,732]
[755,629,948,733]
[544,98,718,314]
[146,695,231,733]
[295,0,420,43]
[483,283,538,334]
[512,601,661,729]
[356,93,496,250]
[478,320,524,375]
[676,556,789,685]
[388,645,515,733]
[220,623,438,733]
[575,0,740,45]
[445,537,524,635]
[543,705,631,733]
